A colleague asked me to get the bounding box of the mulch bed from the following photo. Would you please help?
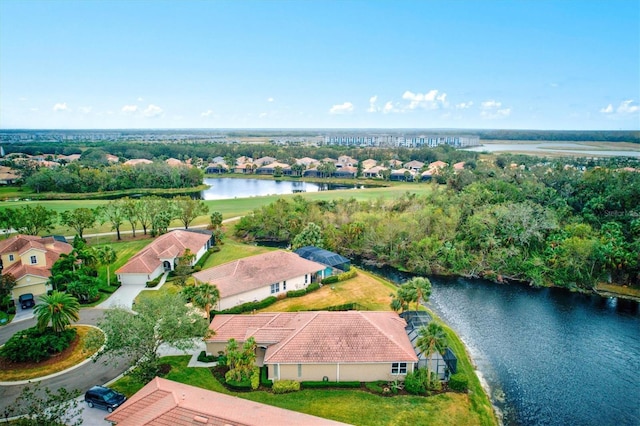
[0,334,81,371]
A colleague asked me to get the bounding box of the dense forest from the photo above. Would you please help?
[235,162,640,290]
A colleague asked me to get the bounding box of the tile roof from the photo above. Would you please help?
[208,311,417,364]
[192,251,325,299]
[124,158,153,166]
[0,235,72,281]
[116,230,211,274]
[105,377,348,426]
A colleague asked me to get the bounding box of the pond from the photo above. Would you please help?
[200,178,368,200]
[358,264,640,426]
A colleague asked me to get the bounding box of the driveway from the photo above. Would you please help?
[96,272,169,310]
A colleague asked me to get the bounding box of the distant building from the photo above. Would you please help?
[323,134,479,148]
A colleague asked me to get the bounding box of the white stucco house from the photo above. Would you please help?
[116,230,213,285]
[192,250,326,311]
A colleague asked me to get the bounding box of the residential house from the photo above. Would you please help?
[192,250,326,311]
[428,160,448,171]
[106,154,120,163]
[253,156,277,167]
[337,155,358,168]
[453,161,466,171]
[0,166,19,185]
[389,168,415,181]
[403,160,425,172]
[165,158,187,167]
[235,155,253,165]
[302,166,323,178]
[205,162,229,174]
[363,165,387,179]
[295,157,319,168]
[0,235,72,301]
[361,158,377,170]
[234,163,255,174]
[116,230,213,286]
[123,158,153,166]
[256,161,291,176]
[388,159,403,168]
[333,165,357,178]
[206,311,418,382]
[105,377,348,426]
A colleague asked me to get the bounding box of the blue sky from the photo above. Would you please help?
[1,0,638,130]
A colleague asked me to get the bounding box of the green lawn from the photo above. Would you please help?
[111,356,491,426]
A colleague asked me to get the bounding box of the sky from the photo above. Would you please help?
[0,0,638,130]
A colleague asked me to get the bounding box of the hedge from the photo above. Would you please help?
[272,380,300,394]
[321,275,339,285]
[321,269,357,285]
[301,381,361,389]
[146,276,162,288]
[286,282,321,298]
[448,372,469,392]
[99,285,121,294]
[214,296,278,315]
[260,366,273,388]
[197,350,217,363]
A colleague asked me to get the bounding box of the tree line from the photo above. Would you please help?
[235,163,640,290]
[0,195,210,240]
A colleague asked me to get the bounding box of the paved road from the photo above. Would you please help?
[0,309,130,417]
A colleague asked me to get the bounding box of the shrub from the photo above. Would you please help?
[286,288,307,298]
[301,381,361,389]
[337,269,357,281]
[306,282,321,293]
[99,286,120,294]
[146,276,162,288]
[404,369,427,395]
[251,368,260,390]
[197,350,217,363]
[0,327,76,363]
[225,370,251,390]
[216,296,278,314]
[448,373,469,392]
[7,305,16,315]
[272,380,300,394]
[321,276,339,285]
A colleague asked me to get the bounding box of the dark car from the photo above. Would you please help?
[84,386,127,413]
[18,293,35,309]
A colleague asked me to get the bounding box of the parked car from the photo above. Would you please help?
[18,293,35,309]
[84,386,127,413]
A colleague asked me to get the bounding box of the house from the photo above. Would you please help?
[205,162,229,174]
[206,311,418,382]
[123,158,153,166]
[0,166,19,185]
[235,155,253,165]
[165,158,186,167]
[453,161,466,171]
[0,235,72,301]
[256,161,291,175]
[403,160,425,172]
[295,157,319,167]
[105,377,348,426]
[428,160,448,170]
[389,168,415,181]
[332,165,357,178]
[302,167,323,178]
[361,158,377,170]
[363,165,387,179]
[116,230,213,286]
[106,154,120,163]
[388,159,403,168]
[253,156,277,167]
[294,246,350,275]
[192,251,326,311]
[337,155,358,168]
[234,163,255,174]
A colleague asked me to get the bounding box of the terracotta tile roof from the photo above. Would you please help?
[105,377,348,425]
[192,251,325,300]
[453,161,466,170]
[124,158,153,166]
[428,160,448,169]
[116,230,211,274]
[208,312,417,364]
[0,235,72,281]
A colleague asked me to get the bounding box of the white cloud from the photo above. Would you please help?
[481,99,511,119]
[401,89,447,110]
[53,102,70,112]
[456,101,473,109]
[329,102,354,114]
[201,110,215,117]
[259,112,268,118]
[367,95,379,113]
[600,104,613,113]
[267,97,274,102]
[78,106,92,114]
[142,104,163,118]
[617,100,639,114]
[121,105,138,113]
[383,101,399,114]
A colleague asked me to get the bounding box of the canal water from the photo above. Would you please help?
[360,266,640,426]
[201,178,367,200]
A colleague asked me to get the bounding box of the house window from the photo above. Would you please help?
[304,274,308,284]
[298,364,302,377]
[8,254,14,261]
[270,283,280,294]
[391,362,407,375]
[283,281,287,291]
[30,255,37,265]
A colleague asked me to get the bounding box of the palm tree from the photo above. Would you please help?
[34,291,80,334]
[191,283,220,322]
[416,322,448,388]
[96,245,117,287]
[406,277,432,309]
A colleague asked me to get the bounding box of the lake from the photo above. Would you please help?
[357,265,640,426]
[465,142,640,157]
[200,178,367,200]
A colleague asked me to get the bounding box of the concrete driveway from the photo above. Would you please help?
[96,272,169,310]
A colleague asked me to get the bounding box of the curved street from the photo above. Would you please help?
[0,309,130,416]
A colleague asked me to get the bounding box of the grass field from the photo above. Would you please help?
[111,355,493,426]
